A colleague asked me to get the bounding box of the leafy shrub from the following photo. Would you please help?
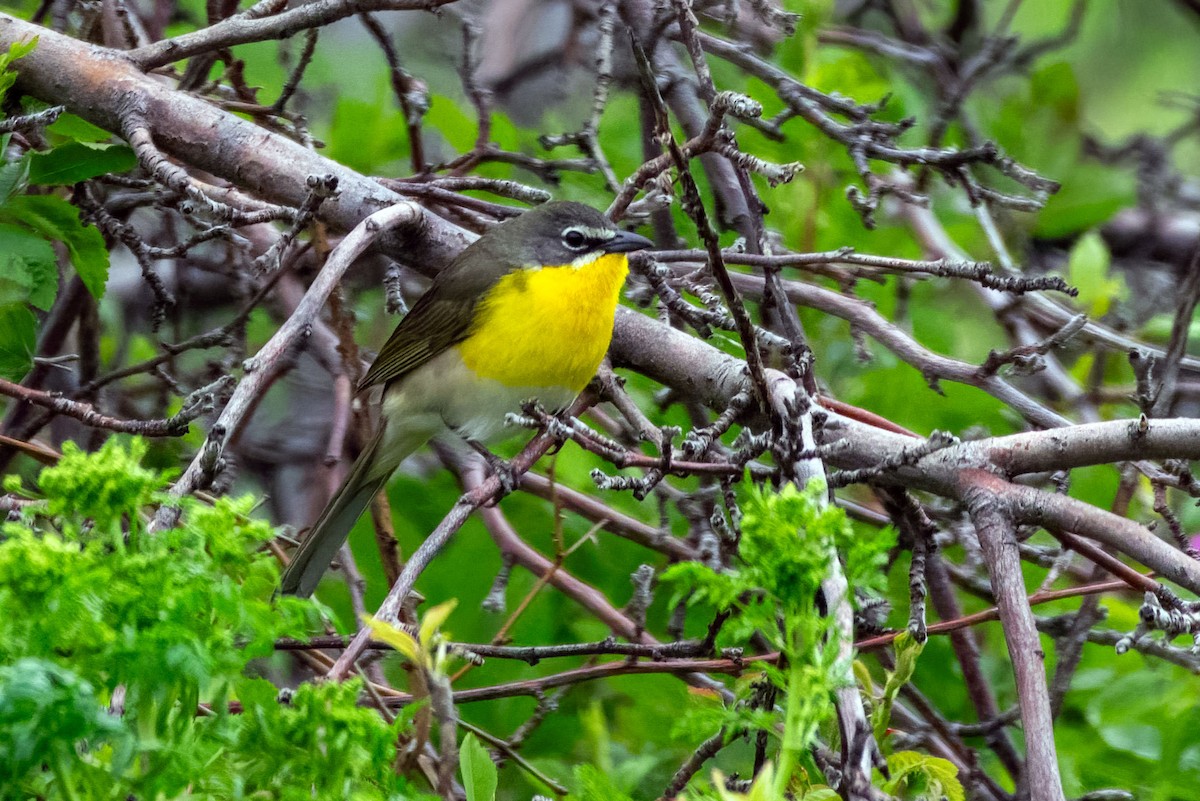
[0,437,431,800]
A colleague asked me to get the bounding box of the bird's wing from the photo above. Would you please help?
[356,291,478,391]
[356,243,510,391]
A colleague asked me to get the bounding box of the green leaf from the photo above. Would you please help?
[419,598,458,647]
[1030,62,1080,122]
[0,441,430,799]
[459,733,498,801]
[872,632,924,740]
[0,223,56,309]
[1068,231,1109,282]
[581,700,613,775]
[0,261,31,307]
[0,195,108,299]
[0,38,37,98]
[571,764,635,801]
[326,95,408,174]
[0,38,36,71]
[426,94,478,153]
[0,658,128,784]
[363,615,421,663]
[24,259,57,311]
[800,790,839,801]
[1033,164,1135,239]
[0,304,36,380]
[29,142,136,185]
[1067,230,1125,317]
[711,764,783,801]
[884,751,965,801]
[0,150,30,207]
[45,112,113,143]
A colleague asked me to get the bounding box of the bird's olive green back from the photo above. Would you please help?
[357,202,618,391]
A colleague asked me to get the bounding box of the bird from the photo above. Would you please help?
[279,201,653,597]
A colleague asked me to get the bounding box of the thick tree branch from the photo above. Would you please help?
[965,480,1065,801]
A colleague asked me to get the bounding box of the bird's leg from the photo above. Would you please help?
[515,399,575,454]
[467,439,517,494]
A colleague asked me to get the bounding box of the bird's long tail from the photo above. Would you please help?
[279,426,390,598]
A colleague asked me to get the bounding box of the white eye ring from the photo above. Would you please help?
[562,227,589,251]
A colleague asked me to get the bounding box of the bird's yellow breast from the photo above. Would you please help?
[459,253,629,391]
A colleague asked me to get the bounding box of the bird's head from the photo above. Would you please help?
[493,201,653,269]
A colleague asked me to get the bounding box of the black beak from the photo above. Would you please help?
[602,228,654,254]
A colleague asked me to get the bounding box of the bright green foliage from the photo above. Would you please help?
[460,732,499,801]
[881,751,965,801]
[683,765,838,801]
[0,658,127,791]
[367,597,460,673]
[0,40,114,380]
[664,481,893,646]
[328,95,413,175]
[663,480,898,798]
[0,38,36,98]
[1067,230,1126,318]
[1,193,110,299]
[0,222,55,309]
[0,438,431,800]
[570,763,636,801]
[0,42,116,380]
[33,437,162,533]
[0,123,64,381]
[213,678,421,800]
[867,632,925,743]
[576,699,661,796]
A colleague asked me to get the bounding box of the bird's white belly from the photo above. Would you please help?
[374,347,576,476]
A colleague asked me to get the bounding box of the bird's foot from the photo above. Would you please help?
[468,440,517,495]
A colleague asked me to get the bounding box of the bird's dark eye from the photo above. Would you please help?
[562,228,588,251]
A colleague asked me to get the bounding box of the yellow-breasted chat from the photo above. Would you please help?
[279,201,653,597]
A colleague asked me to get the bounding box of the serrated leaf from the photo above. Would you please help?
[0,223,56,310]
[459,733,497,801]
[0,259,32,306]
[922,756,966,801]
[884,751,965,801]
[21,255,56,311]
[0,304,36,380]
[361,615,420,662]
[0,152,30,207]
[0,194,108,299]
[29,142,136,185]
[418,598,458,647]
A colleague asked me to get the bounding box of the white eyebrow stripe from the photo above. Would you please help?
[565,226,616,240]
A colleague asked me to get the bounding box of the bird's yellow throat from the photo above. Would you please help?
[459,253,629,391]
